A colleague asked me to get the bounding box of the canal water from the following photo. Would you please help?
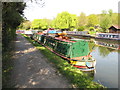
[72,36,119,88]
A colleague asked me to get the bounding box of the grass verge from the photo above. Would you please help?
[22,34,105,88]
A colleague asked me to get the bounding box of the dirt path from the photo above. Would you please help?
[10,34,71,88]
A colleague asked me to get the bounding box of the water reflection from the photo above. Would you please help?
[98,46,111,57]
[88,39,120,57]
[89,39,119,88]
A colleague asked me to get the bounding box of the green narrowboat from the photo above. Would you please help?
[32,32,96,71]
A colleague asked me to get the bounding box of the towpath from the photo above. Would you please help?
[9,34,71,88]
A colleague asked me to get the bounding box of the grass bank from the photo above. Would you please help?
[22,34,105,88]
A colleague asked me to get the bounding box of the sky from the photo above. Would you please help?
[23,0,119,21]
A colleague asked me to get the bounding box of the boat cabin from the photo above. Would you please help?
[109,25,120,33]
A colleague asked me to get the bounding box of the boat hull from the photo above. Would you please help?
[32,34,96,71]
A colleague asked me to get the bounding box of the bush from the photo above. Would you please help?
[97,28,104,33]
[95,29,99,32]
[69,28,74,31]
[89,27,95,31]
[89,31,96,35]
[77,26,85,31]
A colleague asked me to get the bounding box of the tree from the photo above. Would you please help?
[108,9,113,25]
[77,26,85,31]
[108,9,113,17]
[87,14,99,27]
[2,2,26,51]
[31,19,41,29]
[31,18,51,30]
[40,19,52,30]
[112,13,118,25]
[77,12,87,27]
[99,10,113,32]
[52,11,77,30]
[18,20,31,30]
[100,15,110,32]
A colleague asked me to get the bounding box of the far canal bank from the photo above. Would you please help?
[68,33,120,41]
[69,35,119,88]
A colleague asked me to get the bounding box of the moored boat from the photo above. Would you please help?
[31,30,96,71]
[95,33,120,40]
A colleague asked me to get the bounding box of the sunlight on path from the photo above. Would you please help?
[10,34,71,88]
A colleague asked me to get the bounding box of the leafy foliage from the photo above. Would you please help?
[18,20,31,30]
[52,11,77,29]
[2,2,26,51]
[77,26,85,31]
[89,27,95,31]
[77,12,87,27]
[31,19,51,30]
[18,9,118,33]
[99,9,114,32]
[112,13,118,25]
[87,14,99,27]
[100,17,110,32]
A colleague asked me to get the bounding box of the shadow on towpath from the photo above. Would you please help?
[8,34,72,88]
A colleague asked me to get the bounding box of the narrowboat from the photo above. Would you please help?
[95,33,120,40]
[31,30,96,71]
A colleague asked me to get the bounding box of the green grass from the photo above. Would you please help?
[89,31,96,35]
[22,34,105,88]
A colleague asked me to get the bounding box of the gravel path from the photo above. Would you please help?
[10,34,71,88]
